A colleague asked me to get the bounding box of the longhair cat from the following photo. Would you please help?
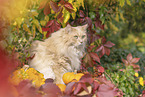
[28,24,88,84]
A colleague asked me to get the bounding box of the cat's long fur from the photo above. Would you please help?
[28,24,88,84]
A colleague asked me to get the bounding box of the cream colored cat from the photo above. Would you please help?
[28,24,88,84]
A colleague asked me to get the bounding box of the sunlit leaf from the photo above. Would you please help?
[63,11,70,23]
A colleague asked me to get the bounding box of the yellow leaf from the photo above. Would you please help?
[135,72,139,77]
[63,11,70,23]
[115,13,119,22]
[126,0,131,6]
[44,15,49,22]
[31,11,39,16]
[120,12,125,22]
[139,77,144,86]
[76,0,84,8]
[81,0,84,8]
[40,20,47,26]
[37,25,42,33]
[43,31,47,39]
[71,12,76,20]
[68,0,74,3]
[23,24,31,33]
[13,21,17,26]
[119,0,125,7]
[32,19,40,27]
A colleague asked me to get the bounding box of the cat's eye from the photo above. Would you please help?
[82,35,86,39]
[74,35,78,39]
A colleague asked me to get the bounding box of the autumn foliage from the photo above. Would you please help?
[0,0,145,97]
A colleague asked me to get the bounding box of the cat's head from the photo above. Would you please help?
[63,24,88,48]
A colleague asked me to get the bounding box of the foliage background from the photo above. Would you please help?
[0,0,145,96]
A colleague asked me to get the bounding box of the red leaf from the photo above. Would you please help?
[85,17,92,28]
[45,20,61,37]
[57,8,63,19]
[42,27,49,32]
[104,41,115,48]
[64,2,74,9]
[105,47,110,56]
[74,83,82,95]
[101,36,106,44]
[41,83,62,96]
[79,73,94,84]
[59,0,65,5]
[95,20,104,30]
[83,54,92,66]
[55,20,61,30]
[16,80,41,97]
[96,84,117,97]
[122,59,128,65]
[46,30,52,38]
[74,83,89,95]
[90,52,100,63]
[96,45,103,52]
[100,47,105,58]
[64,7,74,13]
[79,10,85,17]
[65,82,76,95]
[46,20,54,27]
[50,1,59,13]
[92,81,100,93]
[97,65,104,73]
[44,2,50,15]
[131,58,140,64]
[142,90,145,97]
[131,64,140,69]
[127,53,133,61]
[38,0,48,10]
[100,24,105,30]
[87,45,95,52]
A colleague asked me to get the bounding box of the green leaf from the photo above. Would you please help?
[89,12,96,20]
[120,87,126,92]
[121,76,126,81]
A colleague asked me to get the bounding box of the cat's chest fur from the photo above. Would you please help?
[28,24,88,84]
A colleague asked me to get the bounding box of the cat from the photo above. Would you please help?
[28,24,88,84]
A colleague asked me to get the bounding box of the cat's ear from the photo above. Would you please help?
[82,24,88,30]
[65,24,72,33]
